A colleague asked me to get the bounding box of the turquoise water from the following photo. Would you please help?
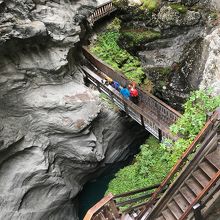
[78,156,136,220]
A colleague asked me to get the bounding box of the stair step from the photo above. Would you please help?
[186,178,203,196]
[121,214,133,220]
[206,151,220,170]
[168,201,183,219]
[192,169,210,188]
[179,186,196,204]
[162,209,177,220]
[155,216,166,220]
[173,193,189,212]
[199,161,217,179]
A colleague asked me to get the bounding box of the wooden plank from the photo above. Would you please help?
[192,169,210,188]
[173,193,189,212]
[199,161,217,179]
[179,186,196,204]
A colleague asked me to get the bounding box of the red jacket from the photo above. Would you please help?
[130,88,138,97]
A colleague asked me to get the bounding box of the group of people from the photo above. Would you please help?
[110,80,139,104]
[99,71,139,104]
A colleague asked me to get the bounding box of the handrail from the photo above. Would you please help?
[83,193,114,220]
[82,46,181,125]
[138,111,220,219]
[113,183,161,199]
[180,170,220,220]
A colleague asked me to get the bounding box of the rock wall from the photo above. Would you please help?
[0,0,148,219]
[199,27,220,95]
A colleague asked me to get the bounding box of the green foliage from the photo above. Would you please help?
[107,18,122,32]
[99,93,119,111]
[91,31,145,84]
[106,89,220,196]
[112,0,128,8]
[170,89,220,139]
[120,29,161,47]
[209,11,218,20]
[170,3,188,13]
[106,137,172,195]
[141,0,160,11]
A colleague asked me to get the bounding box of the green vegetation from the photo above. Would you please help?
[107,89,220,195]
[140,0,160,11]
[99,93,119,111]
[90,30,145,84]
[170,89,220,139]
[107,17,121,32]
[112,0,128,8]
[209,11,218,20]
[169,3,188,14]
[120,29,161,48]
[112,0,160,11]
[106,136,172,194]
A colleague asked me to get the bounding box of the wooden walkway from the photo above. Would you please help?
[82,46,181,141]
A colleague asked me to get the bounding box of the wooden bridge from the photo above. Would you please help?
[88,1,116,25]
[82,46,181,141]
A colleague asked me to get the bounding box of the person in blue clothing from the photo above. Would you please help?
[111,80,120,91]
[120,85,130,100]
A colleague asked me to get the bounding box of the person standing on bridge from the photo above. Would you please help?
[130,86,139,104]
[120,85,130,100]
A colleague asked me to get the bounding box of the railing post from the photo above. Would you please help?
[193,203,203,220]
[124,101,128,114]
[140,114,145,127]
[158,128,162,142]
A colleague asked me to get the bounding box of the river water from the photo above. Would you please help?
[78,140,147,220]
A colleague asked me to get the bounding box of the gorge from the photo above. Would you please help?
[0,0,220,220]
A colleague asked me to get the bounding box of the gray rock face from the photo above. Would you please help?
[199,27,220,95]
[0,0,148,219]
[158,6,201,27]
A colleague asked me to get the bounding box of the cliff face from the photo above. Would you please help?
[0,0,147,219]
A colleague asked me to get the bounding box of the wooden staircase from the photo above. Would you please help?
[143,116,220,220]
[155,149,220,220]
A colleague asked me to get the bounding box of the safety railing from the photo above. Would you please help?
[88,1,116,25]
[137,110,220,219]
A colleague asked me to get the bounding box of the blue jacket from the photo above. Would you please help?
[120,88,130,99]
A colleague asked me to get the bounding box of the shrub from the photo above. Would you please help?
[169,3,188,14]
[90,31,145,84]
[141,0,160,11]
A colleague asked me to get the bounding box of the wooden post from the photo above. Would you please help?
[124,102,128,114]
[193,203,203,220]
[140,114,145,127]
[158,128,162,142]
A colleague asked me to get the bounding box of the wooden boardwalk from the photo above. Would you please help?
[82,46,181,141]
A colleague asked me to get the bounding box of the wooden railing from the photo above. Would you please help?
[83,193,120,220]
[82,46,181,140]
[138,110,220,219]
[88,1,116,25]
